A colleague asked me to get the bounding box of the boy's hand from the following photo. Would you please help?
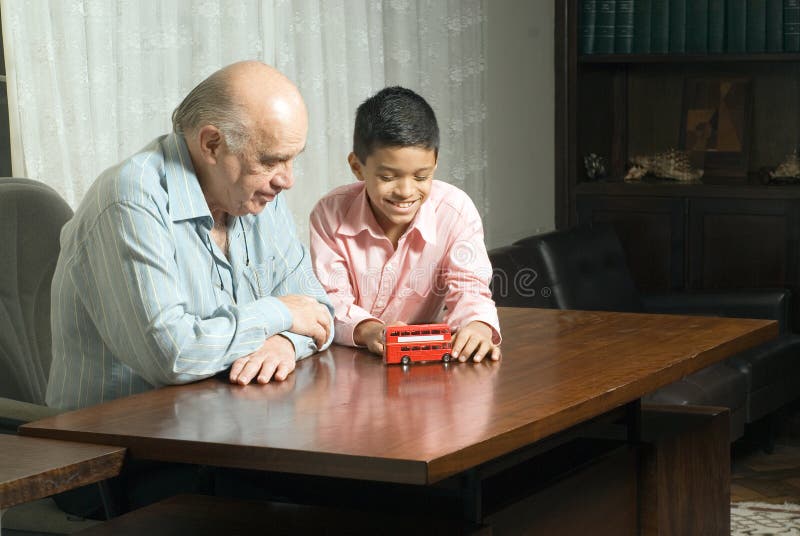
[354,320,408,356]
[451,321,500,363]
[354,320,386,356]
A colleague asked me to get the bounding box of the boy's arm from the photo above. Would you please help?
[309,204,383,347]
[441,200,502,345]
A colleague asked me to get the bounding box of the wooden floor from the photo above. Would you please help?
[731,402,800,504]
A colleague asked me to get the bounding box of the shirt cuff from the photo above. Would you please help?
[280,332,314,360]
[248,296,294,338]
[336,310,382,347]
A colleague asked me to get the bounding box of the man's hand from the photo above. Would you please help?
[451,321,500,363]
[277,294,331,347]
[229,334,296,385]
[353,319,386,356]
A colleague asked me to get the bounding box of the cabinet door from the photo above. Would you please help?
[576,195,686,291]
[688,199,800,291]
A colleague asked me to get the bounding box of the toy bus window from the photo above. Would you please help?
[422,345,431,351]
[421,330,430,334]
[401,346,410,351]
[444,342,451,349]
[413,345,421,351]
[390,331,399,337]
[433,345,441,350]
[431,329,440,334]
[402,331,411,336]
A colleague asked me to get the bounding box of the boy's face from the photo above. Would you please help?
[348,146,437,239]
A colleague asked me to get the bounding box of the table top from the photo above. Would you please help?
[0,434,125,508]
[20,308,776,485]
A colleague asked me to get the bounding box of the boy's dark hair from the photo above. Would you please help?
[353,86,439,163]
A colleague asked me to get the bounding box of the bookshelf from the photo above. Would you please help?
[555,0,800,329]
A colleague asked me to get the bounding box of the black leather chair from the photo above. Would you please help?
[489,224,800,441]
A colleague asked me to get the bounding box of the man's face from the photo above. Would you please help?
[214,113,307,217]
[350,145,437,238]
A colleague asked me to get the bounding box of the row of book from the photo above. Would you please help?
[581,0,800,55]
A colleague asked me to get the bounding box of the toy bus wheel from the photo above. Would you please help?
[401,356,411,366]
[442,353,452,363]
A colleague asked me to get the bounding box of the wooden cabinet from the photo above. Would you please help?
[576,194,685,291]
[576,184,800,329]
[557,0,800,328]
[688,198,800,291]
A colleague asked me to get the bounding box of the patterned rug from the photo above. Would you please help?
[732,502,800,535]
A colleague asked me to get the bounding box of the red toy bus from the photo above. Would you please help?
[383,323,453,365]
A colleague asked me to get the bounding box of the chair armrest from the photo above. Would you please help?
[0,397,61,432]
[642,289,791,333]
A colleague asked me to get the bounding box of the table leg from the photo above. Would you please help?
[98,480,119,519]
[626,399,642,442]
[461,469,482,523]
[639,405,730,535]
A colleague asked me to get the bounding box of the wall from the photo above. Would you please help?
[485,0,555,248]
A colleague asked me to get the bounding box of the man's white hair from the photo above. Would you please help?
[171,70,249,154]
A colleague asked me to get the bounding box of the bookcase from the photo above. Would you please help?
[555,0,800,329]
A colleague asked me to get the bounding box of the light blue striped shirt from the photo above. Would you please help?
[47,133,333,410]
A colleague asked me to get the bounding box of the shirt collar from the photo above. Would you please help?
[161,132,213,226]
[335,182,437,245]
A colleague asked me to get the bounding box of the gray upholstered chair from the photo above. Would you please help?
[0,178,107,532]
[0,178,71,430]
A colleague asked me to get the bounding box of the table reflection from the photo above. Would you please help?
[168,347,500,458]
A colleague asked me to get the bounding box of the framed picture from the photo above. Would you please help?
[680,76,752,179]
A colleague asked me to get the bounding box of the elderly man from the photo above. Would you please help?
[47,61,333,410]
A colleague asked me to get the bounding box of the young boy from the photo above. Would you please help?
[310,87,500,362]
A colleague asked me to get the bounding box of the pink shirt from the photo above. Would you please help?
[310,180,501,347]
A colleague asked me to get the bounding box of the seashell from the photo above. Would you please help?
[770,149,800,180]
[624,149,703,183]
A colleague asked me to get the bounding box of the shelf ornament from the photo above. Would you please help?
[583,153,607,180]
[766,149,800,185]
[624,149,703,183]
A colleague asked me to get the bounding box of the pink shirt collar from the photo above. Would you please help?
[335,183,438,245]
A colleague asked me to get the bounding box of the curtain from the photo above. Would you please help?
[1,0,487,241]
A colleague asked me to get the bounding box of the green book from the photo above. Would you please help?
[686,0,708,52]
[767,0,783,51]
[581,0,598,54]
[726,0,747,52]
[746,0,767,52]
[708,0,726,52]
[651,0,670,52]
[785,0,800,51]
[615,0,635,52]
[633,0,653,52]
[669,0,686,52]
[596,0,617,53]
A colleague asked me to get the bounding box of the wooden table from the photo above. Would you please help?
[0,434,124,533]
[20,308,777,532]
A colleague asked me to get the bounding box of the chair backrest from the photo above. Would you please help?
[488,244,556,308]
[490,224,644,313]
[0,178,73,404]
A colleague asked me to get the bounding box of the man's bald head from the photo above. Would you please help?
[172,61,306,154]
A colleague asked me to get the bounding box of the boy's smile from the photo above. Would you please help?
[348,145,437,245]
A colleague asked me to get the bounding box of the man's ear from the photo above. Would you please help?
[347,152,366,181]
[197,125,224,164]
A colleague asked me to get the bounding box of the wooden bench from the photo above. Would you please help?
[75,494,491,535]
[1,434,125,532]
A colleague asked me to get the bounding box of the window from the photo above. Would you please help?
[0,10,10,176]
